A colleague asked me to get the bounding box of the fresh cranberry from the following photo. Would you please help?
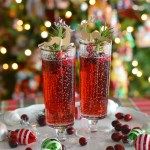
[21,114,29,122]
[111,120,120,127]
[122,135,128,143]
[114,144,125,150]
[124,114,132,121]
[115,113,124,120]
[87,44,94,57]
[106,146,115,150]
[66,126,75,135]
[115,123,122,131]
[25,148,32,150]
[111,132,123,142]
[37,114,46,126]
[121,124,131,134]
[79,137,87,146]
[9,139,18,148]
[56,51,65,59]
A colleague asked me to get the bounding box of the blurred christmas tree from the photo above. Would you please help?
[0,0,150,99]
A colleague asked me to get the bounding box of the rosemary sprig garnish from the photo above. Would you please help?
[78,19,113,51]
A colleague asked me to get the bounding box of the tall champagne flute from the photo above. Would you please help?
[39,44,76,141]
[79,41,112,133]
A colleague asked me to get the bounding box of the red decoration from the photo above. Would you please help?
[16,129,37,145]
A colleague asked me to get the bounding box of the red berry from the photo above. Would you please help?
[37,114,46,126]
[111,132,123,142]
[66,126,75,135]
[115,123,122,131]
[124,114,132,121]
[115,113,124,119]
[122,135,128,143]
[21,114,29,122]
[9,139,18,148]
[111,120,120,127]
[114,144,125,150]
[87,44,94,56]
[106,146,115,150]
[25,148,32,150]
[56,51,65,59]
[121,125,131,134]
[79,137,87,146]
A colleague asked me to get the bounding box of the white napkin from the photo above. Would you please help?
[0,100,118,126]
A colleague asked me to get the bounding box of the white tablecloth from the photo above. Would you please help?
[0,102,150,150]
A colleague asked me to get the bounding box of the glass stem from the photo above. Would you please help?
[88,119,98,132]
[56,127,66,141]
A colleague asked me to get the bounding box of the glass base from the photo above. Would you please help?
[76,117,112,139]
[47,122,74,128]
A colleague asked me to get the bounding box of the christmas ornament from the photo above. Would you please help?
[127,128,145,144]
[0,122,8,141]
[41,138,62,150]
[134,134,150,150]
[0,111,21,126]
[142,122,150,134]
[16,129,37,145]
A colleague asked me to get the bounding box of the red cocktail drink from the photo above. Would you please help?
[80,56,111,119]
[40,47,76,129]
[79,42,111,120]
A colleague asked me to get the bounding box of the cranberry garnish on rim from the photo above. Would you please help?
[121,124,131,134]
[111,120,120,127]
[114,123,122,131]
[56,51,65,59]
[115,113,124,120]
[79,137,87,146]
[86,43,94,56]
[114,144,125,150]
[66,126,75,135]
[106,146,115,150]
[111,132,123,142]
[21,114,29,122]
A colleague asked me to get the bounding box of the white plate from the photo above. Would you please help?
[0,106,149,150]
